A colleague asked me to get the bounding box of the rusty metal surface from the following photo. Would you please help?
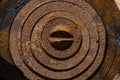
[9,0,106,80]
[0,0,120,80]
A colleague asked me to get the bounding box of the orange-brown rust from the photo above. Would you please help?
[86,0,120,80]
[0,0,120,80]
[0,26,13,64]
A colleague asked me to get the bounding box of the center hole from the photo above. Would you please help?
[49,30,73,51]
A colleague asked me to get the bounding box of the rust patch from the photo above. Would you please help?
[0,26,13,64]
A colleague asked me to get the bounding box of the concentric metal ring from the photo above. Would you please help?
[9,0,106,80]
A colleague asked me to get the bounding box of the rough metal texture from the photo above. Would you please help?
[9,0,106,80]
[0,0,120,80]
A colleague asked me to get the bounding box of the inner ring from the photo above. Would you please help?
[41,18,81,59]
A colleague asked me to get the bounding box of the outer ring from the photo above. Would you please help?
[11,0,106,79]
